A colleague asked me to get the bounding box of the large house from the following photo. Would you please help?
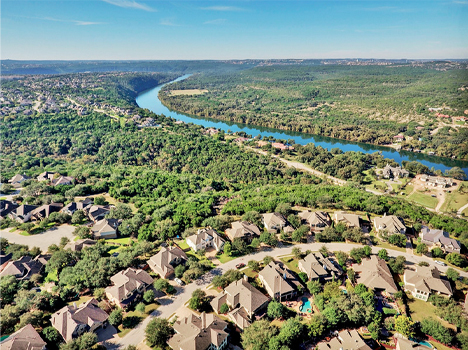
[333,211,361,230]
[148,246,187,279]
[403,265,452,301]
[262,213,291,233]
[298,252,342,282]
[105,268,154,309]
[382,164,409,179]
[0,200,18,219]
[88,205,111,222]
[61,199,93,215]
[0,255,47,280]
[258,261,301,301]
[31,203,63,221]
[8,174,30,188]
[51,175,74,186]
[225,221,261,243]
[317,329,371,350]
[186,228,225,252]
[299,211,331,232]
[419,226,461,254]
[91,218,119,239]
[168,312,229,350]
[351,255,398,294]
[37,171,56,181]
[0,324,47,350]
[64,239,97,252]
[8,204,38,223]
[373,215,406,235]
[51,298,109,342]
[211,277,269,330]
[420,175,453,188]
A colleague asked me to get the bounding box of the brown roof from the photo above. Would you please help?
[105,268,153,303]
[0,255,44,280]
[0,324,46,350]
[259,261,300,298]
[64,239,97,252]
[51,176,74,186]
[31,203,63,220]
[186,228,225,249]
[299,211,331,227]
[334,211,361,228]
[148,246,187,278]
[318,329,371,350]
[404,266,452,296]
[374,215,406,234]
[225,221,261,241]
[396,337,432,350]
[352,255,398,294]
[298,252,342,280]
[91,218,119,239]
[262,212,287,228]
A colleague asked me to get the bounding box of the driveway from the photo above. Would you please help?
[0,224,75,252]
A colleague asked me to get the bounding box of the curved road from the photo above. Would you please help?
[106,242,466,349]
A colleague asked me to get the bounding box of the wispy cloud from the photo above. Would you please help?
[204,18,226,25]
[43,17,105,26]
[160,18,180,26]
[102,0,155,12]
[453,0,468,4]
[201,6,245,12]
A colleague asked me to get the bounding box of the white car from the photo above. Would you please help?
[174,278,184,286]
[435,260,446,266]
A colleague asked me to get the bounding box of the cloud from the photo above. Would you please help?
[102,0,155,12]
[204,18,226,25]
[42,17,105,26]
[201,6,245,12]
[364,6,414,13]
[453,0,468,4]
[160,18,180,26]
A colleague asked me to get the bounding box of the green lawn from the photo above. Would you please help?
[105,237,132,245]
[406,296,456,331]
[440,184,468,213]
[19,231,31,236]
[67,296,93,306]
[217,253,236,264]
[280,256,301,274]
[174,239,190,250]
[408,192,438,209]
[117,302,160,337]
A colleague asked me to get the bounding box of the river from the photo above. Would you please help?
[136,75,468,175]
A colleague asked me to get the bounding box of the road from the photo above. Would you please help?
[457,202,468,217]
[106,242,467,349]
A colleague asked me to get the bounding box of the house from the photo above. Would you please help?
[88,205,111,222]
[333,211,361,229]
[419,226,461,254]
[262,212,292,233]
[64,239,97,251]
[382,164,409,179]
[105,268,154,309]
[299,211,331,232]
[374,214,406,235]
[61,200,93,215]
[396,337,432,350]
[225,221,261,242]
[8,204,38,223]
[403,265,452,301]
[298,252,342,282]
[186,228,225,252]
[91,218,119,239]
[8,174,30,188]
[420,175,453,188]
[148,246,187,279]
[0,324,47,350]
[351,255,398,294]
[258,261,301,301]
[211,276,269,330]
[51,298,109,342]
[37,171,56,181]
[0,255,45,280]
[168,312,229,350]
[393,134,405,142]
[0,200,18,219]
[0,253,13,270]
[31,203,63,221]
[51,176,74,186]
[317,329,371,350]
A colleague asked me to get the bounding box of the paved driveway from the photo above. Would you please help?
[0,224,75,252]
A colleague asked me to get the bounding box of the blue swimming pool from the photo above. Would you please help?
[409,338,433,348]
[299,297,312,313]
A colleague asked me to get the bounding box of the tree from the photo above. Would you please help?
[42,326,62,345]
[220,303,229,314]
[0,275,19,304]
[446,167,466,180]
[242,211,262,226]
[347,268,356,283]
[418,261,429,267]
[136,302,146,313]
[107,203,133,220]
[94,196,107,205]
[287,214,301,229]
[268,301,287,319]
[174,264,186,278]
[145,318,173,348]
[73,225,91,239]
[307,280,322,295]
[242,319,278,350]
[224,241,232,256]
[143,290,155,303]
[319,245,329,257]
[71,210,86,224]
[420,318,453,345]
[308,314,326,337]
[378,249,388,261]
[388,234,407,247]
[109,309,123,327]
[431,247,445,258]
[446,253,466,267]
[263,256,274,265]
[248,260,260,272]
[334,251,348,266]
[388,256,406,274]
[154,278,170,292]
[394,315,415,337]
[275,203,292,216]
[189,289,206,311]
[292,247,302,260]
[446,268,459,282]
[298,272,308,283]
[292,225,309,242]
[416,243,428,255]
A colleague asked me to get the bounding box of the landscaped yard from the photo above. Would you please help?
[174,239,190,250]
[217,253,236,264]
[408,192,438,209]
[117,302,160,337]
[407,296,456,331]
[280,256,301,274]
[67,296,93,307]
[45,269,58,283]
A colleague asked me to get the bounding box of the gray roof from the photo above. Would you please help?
[352,255,398,294]
[105,268,153,303]
[225,221,261,241]
[318,329,371,350]
[404,266,452,296]
[298,252,342,280]
[0,324,46,350]
[0,255,45,280]
[259,261,300,298]
[148,246,187,278]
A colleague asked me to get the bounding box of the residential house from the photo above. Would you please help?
[419,226,461,254]
[403,265,452,301]
[61,199,93,215]
[148,246,187,279]
[64,239,97,252]
[51,298,109,342]
[105,268,154,309]
[298,252,342,282]
[225,221,261,243]
[37,171,56,181]
[0,324,47,350]
[262,212,292,233]
[0,253,13,270]
[374,214,406,235]
[299,211,331,232]
[88,205,111,222]
[91,218,119,239]
[31,203,63,221]
[382,164,409,179]
[258,261,301,301]
[420,175,453,188]
[8,174,30,188]
[168,312,229,350]
[317,329,371,350]
[186,228,225,252]
[333,211,361,230]
[351,255,398,294]
[396,337,432,350]
[0,255,46,280]
[8,204,38,223]
[51,176,74,186]
[211,276,269,330]
[0,200,18,219]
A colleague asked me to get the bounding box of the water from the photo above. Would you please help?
[299,296,312,312]
[136,75,468,174]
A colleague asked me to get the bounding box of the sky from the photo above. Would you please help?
[1,0,468,60]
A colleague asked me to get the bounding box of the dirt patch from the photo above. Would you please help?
[169,89,208,96]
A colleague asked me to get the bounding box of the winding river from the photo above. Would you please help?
[136,75,468,175]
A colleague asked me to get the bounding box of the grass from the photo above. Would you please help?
[19,231,31,236]
[217,253,236,264]
[67,296,93,307]
[408,192,438,209]
[174,239,190,250]
[242,267,259,279]
[117,302,160,337]
[440,184,468,213]
[406,296,456,331]
[280,256,301,274]
[45,269,58,283]
[105,237,132,245]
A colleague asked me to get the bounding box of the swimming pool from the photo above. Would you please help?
[299,297,312,313]
[409,338,433,348]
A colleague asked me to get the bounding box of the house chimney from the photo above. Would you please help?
[201,312,206,329]
[73,302,77,309]
[243,274,248,282]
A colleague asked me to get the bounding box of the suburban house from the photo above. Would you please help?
[396,337,432,350]
[420,175,454,188]
[298,252,342,282]
[0,253,13,270]
[31,203,63,221]
[419,226,461,254]
[186,228,225,252]
[51,298,109,342]
[8,174,31,188]
[168,312,229,350]
[258,261,301,301]
[51,175,74,186]
[211,276,270,330]
[8,204,38,223]
[91,218,119,239]
[262,212,291,233]
[37,171,56,181]
[373,214,406,235]
[88,205,111,222]
[382,164,409,179]
[61,199,93,215]
[317,329,371,350]
[64,239,97,251]
[225,221,261,243]
[148,246,187,278]
[333,211,361,230]
[0,324,47,350]
[299,211,331,232]
[403,265,453,301]
[0,255,46,280]
[105,268,154,309]
[0,200,18,219]
[351,255,398,294]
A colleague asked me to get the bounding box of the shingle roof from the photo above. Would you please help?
[299,211,331,227]
[404,266,452,296]
[352,256,398,294]
[317,329,371,350]
[225,221,261,240]
[0,324,46,350]
[334,211,361,228]
[259,261,300,297]
[0,255,45,280]
[262,213,287,228]
[105,268,153,303]
[64,239,97,252]
[186,228,225,249]
[91,218,119,238]
[374,215,406,234]
[298,252,342,280]
[148,246,187,278]
[0,200,18,218]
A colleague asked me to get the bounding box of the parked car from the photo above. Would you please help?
[435,260,446,266]
[236,263,245,269]
[174,278,184,286]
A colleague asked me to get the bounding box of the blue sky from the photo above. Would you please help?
[2,1,467,60]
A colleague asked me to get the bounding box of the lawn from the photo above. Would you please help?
[440,184,468,213]
[280,256,301,274]
[67,296,93,307]
[408,192,438,209]
[174,239,190,250]
[217,253,236,264]
[117,302,160,337]
[406,296,456,331]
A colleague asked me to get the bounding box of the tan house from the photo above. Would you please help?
[168,312,229,350]
[8,204,38,223]
[148,246,187,279]
[0,324,47,350]
[333,211,361,229]
[91,218,119,239]
[420,175,453,188]
[186,228,225,252]
[225,221,261,242]
[64,239,97,252]
[258,261,301,301]
[31,203,63,221]
[61,200,93,215]
[403,266,452,301]
[8,174,30,188]
[351,255,398,294]
[317,329,371,350]
[88,205,111,222]
[51,175,74,186]
[374,214,406,235]
[51,298,109,342]
[37,171,56,181]
[419,226,461,254]
[1,200,18,219]
[298,252,342,282]
[105,268,154,309]
[382,164,409,179]
[262,212,291,233]
[299,211,331,232]
[211,277,269,329]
